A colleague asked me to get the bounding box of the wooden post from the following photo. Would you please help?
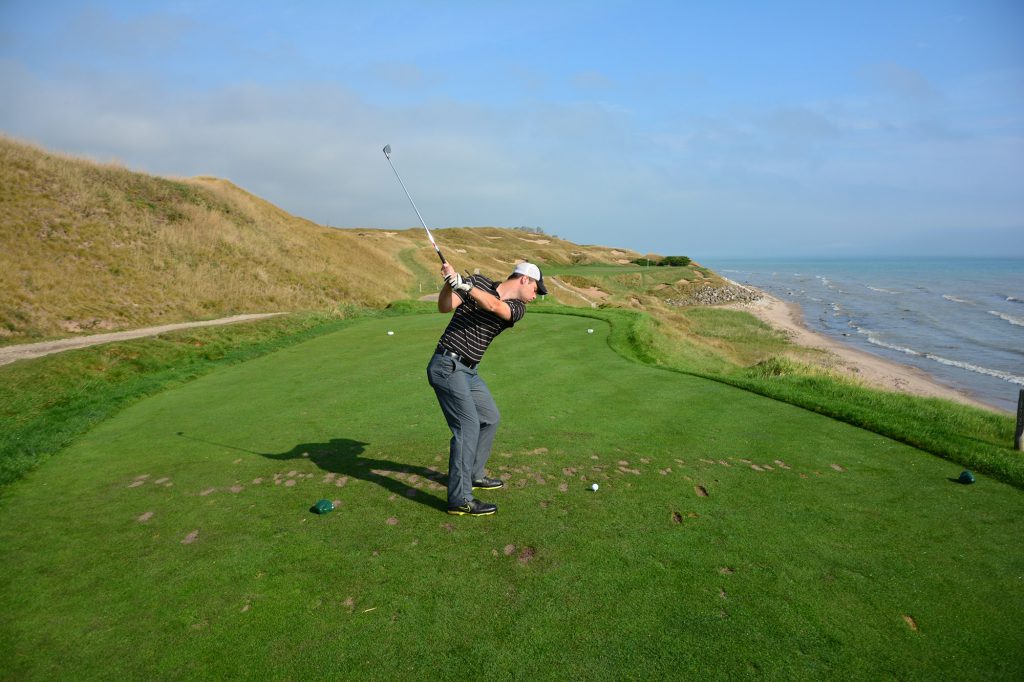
[1016,389,1024,451]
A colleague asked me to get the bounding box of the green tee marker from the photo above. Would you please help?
[311,499,334,514]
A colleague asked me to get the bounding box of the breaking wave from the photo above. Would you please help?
[856,328,1024,386]
[926,355,1024,386]
[942,294,970,304]
[857,329,922,356]
[1007,296,1023,304]
[988,310,1024,327]
[867,286,899,294]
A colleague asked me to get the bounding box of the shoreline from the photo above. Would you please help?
[725,291,1005,413]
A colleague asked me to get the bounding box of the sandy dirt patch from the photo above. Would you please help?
[0,313,286,367]
[547,277,600,308]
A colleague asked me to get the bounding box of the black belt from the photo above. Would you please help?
[435,345,479,369]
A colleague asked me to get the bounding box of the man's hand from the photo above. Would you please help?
[444,271,463,289]
[441,263,471,295]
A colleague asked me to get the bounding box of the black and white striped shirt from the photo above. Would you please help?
[438,275,526,364]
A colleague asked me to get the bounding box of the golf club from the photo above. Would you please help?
[382,144,446,264]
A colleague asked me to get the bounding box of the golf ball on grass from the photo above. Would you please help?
[387,331,394,336]
[591,483,599,491]
[587,328,594,334]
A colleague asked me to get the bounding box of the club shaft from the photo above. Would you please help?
[384,153,446,264]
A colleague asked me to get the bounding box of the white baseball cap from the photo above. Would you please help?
[511,262,547,295]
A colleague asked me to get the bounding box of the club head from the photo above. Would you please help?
[382,144,391,157]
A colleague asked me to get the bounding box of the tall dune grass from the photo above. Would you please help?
[0,136,646,343]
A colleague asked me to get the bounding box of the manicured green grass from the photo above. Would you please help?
[545,305,1023,490]
[2,312,1022,679]
[0,308,429,489]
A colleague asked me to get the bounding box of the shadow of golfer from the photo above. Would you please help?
[260,438,448,512]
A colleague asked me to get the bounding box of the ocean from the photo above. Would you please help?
[702,258,1024,413]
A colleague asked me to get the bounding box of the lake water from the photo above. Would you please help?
[703,258,1024,413]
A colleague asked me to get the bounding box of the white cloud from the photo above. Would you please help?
[367,62,437,89]
[866,62,941,101]
[61,6,196,58]
[571,69,614,90]
[1,49,1021,258]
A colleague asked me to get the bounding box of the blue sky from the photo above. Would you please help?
[2,1,1022,258]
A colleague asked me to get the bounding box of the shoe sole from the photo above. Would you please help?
[446,508,496,516]
[472,482,504,490]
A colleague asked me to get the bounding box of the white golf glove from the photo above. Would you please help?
[445,272,463,289]
[452,276,473,294]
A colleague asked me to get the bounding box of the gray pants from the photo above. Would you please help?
[427,353,500,506]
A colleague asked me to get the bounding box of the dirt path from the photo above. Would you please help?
[547,277,598,308]
[0,313,286,367]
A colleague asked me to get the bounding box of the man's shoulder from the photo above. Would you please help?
[469,273,497,285]
[506,298,526,323]
[469,274,499,292]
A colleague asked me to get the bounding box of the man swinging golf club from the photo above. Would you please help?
[428,259,547,516]
[381,143,546,515]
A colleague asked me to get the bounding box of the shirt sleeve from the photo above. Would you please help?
[506,299,526,325]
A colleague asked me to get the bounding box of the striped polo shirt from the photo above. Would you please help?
[438,274,526,364]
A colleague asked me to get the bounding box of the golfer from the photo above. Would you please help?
[428,261,547,516]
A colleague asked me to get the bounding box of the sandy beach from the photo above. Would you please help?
[727,292,1003,413]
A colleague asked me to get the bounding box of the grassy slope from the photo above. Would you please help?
[0,137,411,338]
[1,312,1022,679]
[0,136,643,343]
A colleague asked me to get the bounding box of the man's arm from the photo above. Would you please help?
[466,286,512,321]
[440,265,512,321]
[438,263,462,313]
